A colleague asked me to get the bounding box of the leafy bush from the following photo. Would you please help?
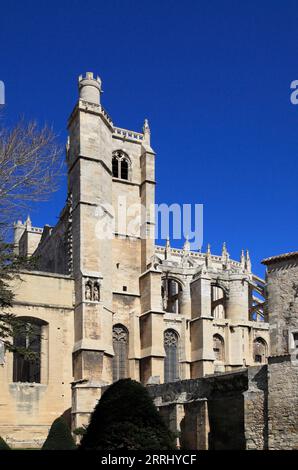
[80,379,176,450]
[0,436,11,450]
[42,417,76,450]
[73,426,87,437]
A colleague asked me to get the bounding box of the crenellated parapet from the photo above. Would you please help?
[13,216,43,257]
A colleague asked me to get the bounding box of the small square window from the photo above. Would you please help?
[289,331,298,351]
[123,286,127,292]
[255,354,262,363]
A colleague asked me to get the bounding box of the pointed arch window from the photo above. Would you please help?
[253,337,267,363]
[121,159,128,179]
[112,324,129,382]
[112,156,119,178]
[211,285,226,319]
[13,318,47,383]
[164,329,179,383]
[112,151,131,181]
[162,278,183,313]
[213,334,225,362]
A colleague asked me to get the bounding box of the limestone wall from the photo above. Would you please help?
[267,355,298,450]
[32,206,71,275]
[263,253,298,449]
[0,272,74,448]
[265,257,298,355]
[148,368,267,450]
[243,366,268,449]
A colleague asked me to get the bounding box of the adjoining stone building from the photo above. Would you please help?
[0,72,279,449]
[263,252,298,450]
[147,252,298,449]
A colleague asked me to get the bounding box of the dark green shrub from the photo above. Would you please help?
[0,436,11,450]
[42,417,76,450]
[80,379,176,450]
[73,426,87,437]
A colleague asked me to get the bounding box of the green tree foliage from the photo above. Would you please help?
[0,241,29,349]
[80,379,176,450]
[41,417,76,450]
[0,239,37,356]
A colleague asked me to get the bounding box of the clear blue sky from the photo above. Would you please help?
[1,0,298,277]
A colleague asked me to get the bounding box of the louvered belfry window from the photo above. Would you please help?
[112,325,128,382]
[164,329,179,383]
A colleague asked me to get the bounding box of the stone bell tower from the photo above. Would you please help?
[67,72,115,429]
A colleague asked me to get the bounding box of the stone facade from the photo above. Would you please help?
[0,72,274,448]
[262,253,298,450]
[267,356,298,449]
[0,272,74,448]
[148,366,267,450]
[263,253,298,356]
[145,252,298,449]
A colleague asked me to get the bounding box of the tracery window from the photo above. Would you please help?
[164,329,179,383]
[112,151,131,181]
[112,324,129,382]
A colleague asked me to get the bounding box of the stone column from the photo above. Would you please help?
[139,124,165,383]
[139,267,165,384]
[181,399,209,450]
[190,272,214,377]
[225,273,249,322]
[140,121,156,272]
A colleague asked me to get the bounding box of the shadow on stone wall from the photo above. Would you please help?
[208,395,245,450]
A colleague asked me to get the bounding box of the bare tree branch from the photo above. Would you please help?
[0,117,64,354]
[0,118,64,229]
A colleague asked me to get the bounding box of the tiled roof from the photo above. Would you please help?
[262,251,298,265]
